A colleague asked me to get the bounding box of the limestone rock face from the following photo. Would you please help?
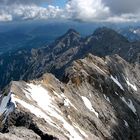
[0,127,41,140]
[0,54,140,140]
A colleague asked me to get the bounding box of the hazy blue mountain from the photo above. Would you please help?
[1,20,139,55]
[0,20,100,55]
[117,26,140,41]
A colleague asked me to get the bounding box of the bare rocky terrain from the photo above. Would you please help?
[0,28,140,139]
[0,53,140,140]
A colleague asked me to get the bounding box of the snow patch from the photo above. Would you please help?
[133,30,137,34]
[0,92,16,116]
[68,115,88,138]
[73,124,88,138]
[111,75,124,91]
[0,93,11,114]
[115,92,119,96]
[14,83,84,140]
[124,120,129,127]
[126,78,137,91]
[11,94,17,108]
[81,96,99,118]
[11,94,55,127]
[121,97,136,114]
[103,94,110,103]
[0,92,17,124]
[64,98,71,107]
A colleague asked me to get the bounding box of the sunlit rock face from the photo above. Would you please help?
[0,54,140,140]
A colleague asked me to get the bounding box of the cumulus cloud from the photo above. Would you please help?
[0,0,140,22]
[65,0,140,22]
[0,4,64,21]
[6,5,63,20]
[65,0,110,21]
[107,13,140,23]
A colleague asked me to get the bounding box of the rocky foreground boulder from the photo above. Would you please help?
[0,54,140,140]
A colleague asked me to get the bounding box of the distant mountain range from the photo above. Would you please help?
[0,21,140,55]
[0,21,99,55]
[118,26,140,41]
[0,27,140,89]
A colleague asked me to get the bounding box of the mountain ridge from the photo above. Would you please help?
[0,27,140,90]
[0,53,140,139]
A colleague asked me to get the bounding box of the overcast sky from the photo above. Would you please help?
[0,0,140,22]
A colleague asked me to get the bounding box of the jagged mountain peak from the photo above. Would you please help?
[94,27,115,33]
[66,28,80,35]
[55,28,80,42]
[93,27,120,36]
[92,27,129,42]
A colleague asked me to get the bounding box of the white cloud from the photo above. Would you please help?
[0,0,140,22]
[0,4,64,21]
[107,14,140,23]
[65,0,110,21]
[0,13,12,22]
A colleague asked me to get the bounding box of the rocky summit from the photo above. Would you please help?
[0,52,140,140]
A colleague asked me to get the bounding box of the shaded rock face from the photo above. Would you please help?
[0,27,140,89]
[83,27,140,63]
[0,54,140,140]
[0,127,41,140]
